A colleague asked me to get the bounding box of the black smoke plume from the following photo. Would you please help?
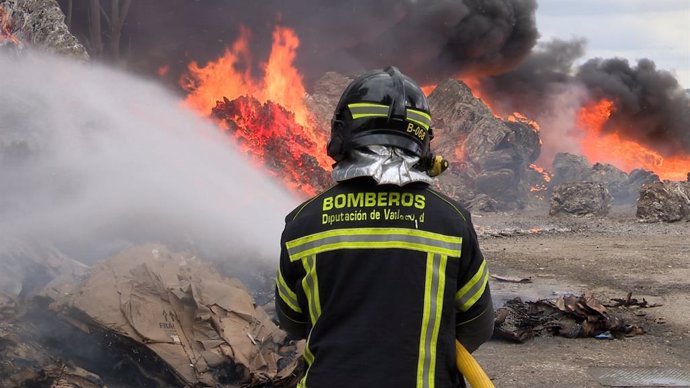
[576,58,690,156]
[57,0,689,159]
[477,40,690,158]
[57,0,539,87]
[476,38,586,117]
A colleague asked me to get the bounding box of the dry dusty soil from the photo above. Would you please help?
[470,205,690,387]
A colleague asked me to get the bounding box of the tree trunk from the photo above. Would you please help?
[88,0,102,57]
[109,0,131,61]
[66,0,73,28]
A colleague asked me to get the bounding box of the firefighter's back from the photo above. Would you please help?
[282,177,471,388]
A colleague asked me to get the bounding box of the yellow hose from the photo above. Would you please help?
[455,340,495,388]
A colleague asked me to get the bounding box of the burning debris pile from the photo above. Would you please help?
[204,72,546,211]
[212,96,331,195]
[387,78,543,210]
[0,0,87,58]
[204,68,687,220]
[0,245,302,387]
[182,25,334,196]
[169,9,689,215]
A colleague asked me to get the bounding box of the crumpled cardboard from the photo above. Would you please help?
[49,245,299,387]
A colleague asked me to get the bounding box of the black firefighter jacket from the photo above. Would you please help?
[275,177,492,388]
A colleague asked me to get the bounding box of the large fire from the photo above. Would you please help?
[182,25,331,195]
[181,24,688,196]
[577,99,690,181]
[466,77,689,181]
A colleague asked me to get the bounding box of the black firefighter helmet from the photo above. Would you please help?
[327,66,447,177]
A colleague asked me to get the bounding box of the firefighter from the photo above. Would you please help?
[275,66,494,388]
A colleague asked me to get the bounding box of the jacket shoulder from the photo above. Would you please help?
[284,185,339,223]
[423,187,471,223]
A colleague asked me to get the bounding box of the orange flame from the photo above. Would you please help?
[184,26,314,128]
[213,96,328,196]
[157,65,170,77]
[464,77,501,118]
[420,84,436,96]
[507,112,541,133]
[529,163,552,183]
[577,99,690,181]
[466,78,542,136]
[182,25,332,191]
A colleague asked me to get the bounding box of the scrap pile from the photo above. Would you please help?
[494,292,649,343]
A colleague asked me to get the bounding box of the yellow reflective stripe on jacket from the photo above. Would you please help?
[287,227,459,387]
[416,253,448,388]
[303,342,315,365]
[286,228,462,261]
[455,259,489,312]
[276,267,302,313]
[298,341,315,388]
[301,255,322,324]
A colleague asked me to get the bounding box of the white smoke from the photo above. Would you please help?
[533,82,590,166]
[0,52,298,268]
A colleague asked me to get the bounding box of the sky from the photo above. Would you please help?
[536,0,690,88]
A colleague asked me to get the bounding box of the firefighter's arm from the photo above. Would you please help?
[455,216,494,353]
[275,239,309,339]
[456,289,494,353]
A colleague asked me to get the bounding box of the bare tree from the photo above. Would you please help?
[108,0,131,60]
[65,0,72,29]
[84,0,131,61]
[88,0,102,57]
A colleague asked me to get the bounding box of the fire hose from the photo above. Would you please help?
[455,340,495,388]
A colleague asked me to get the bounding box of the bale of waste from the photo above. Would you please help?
[429,79,542,210]
[428,79,496,161]
[50,245,301,387]
[550,152,592,187]
[636,181,690,222]
[590,163,629,203]
[549,182,612,216]
[475,167,521,204]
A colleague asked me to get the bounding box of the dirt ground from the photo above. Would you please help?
[470,205,690,387]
